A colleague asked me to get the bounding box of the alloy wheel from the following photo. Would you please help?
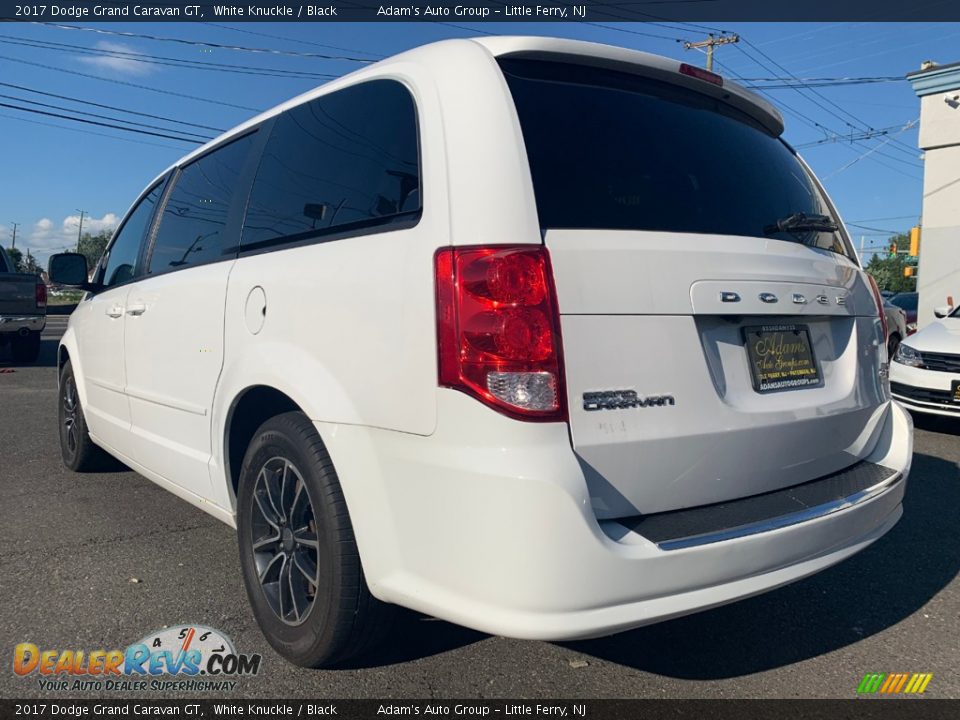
[250,457,320,625]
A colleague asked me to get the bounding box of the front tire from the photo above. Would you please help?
[237,411,393,667]
[58,359,110,471]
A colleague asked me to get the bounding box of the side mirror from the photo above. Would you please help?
[48,253,91,288]
[934,305,953,318]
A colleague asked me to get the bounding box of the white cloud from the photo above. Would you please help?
[26,212,119,265]
[78,41,153,76]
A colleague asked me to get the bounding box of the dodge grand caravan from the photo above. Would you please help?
[49,37,913,667]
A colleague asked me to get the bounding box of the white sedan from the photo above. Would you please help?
[890,303,960,417]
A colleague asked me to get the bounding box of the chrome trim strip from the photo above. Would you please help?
[658,469,902,551]
[0,315,44,325]
[892,393,960,414]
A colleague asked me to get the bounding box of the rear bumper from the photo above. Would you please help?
[890,361,960,416]
[0,314,45,335]
[322,395,912,641]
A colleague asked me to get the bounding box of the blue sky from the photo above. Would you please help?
[1,21,957,265]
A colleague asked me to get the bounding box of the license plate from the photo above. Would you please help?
[952,381,960,404]
[743,324,821,393]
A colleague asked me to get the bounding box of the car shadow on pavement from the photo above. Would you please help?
[912,412,960,436]
[561,451,960,679]
[0,338,59,369]
[344,613,488,668]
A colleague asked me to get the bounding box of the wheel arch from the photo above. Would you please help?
[223,385,301,508]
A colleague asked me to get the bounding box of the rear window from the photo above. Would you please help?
[499,59,849,257]
[890,293,918,311]
[241,79,420,252]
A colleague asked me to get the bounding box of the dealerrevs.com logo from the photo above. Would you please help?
[13,625,262,693]
[857,672,934,696]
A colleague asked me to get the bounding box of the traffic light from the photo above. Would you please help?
[889,242,898,258]
[909,226,921,257]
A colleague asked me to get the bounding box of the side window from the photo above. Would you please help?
[101,183,163,288]
[147,133,255,275]
[242,80,420,250]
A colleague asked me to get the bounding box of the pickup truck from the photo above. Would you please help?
[0,245,46,363]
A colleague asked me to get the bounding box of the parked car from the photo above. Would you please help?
[48,37,913,668]
[0,245,46,362]
[884,300,908,358]
[889,291,918,335]
[890,302,960,416]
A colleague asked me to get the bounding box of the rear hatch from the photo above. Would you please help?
[500,57,888,518]
[0,273,39,317]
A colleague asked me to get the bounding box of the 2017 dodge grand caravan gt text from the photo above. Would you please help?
[49,37,913,668]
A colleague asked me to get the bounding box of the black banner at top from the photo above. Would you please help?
[2,0,960,22]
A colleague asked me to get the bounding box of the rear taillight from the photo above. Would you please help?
[435,245,566,422]
[36,282,47,309]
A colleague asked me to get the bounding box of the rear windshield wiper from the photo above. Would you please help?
[764,212,839,235]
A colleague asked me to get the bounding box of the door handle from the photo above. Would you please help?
[106,305,124,319]
[126,301,147,316]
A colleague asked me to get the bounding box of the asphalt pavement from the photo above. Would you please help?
[1,317,958,699]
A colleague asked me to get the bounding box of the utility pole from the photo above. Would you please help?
[75,209,86,253]
[10,222,19,249]
[683,33,740,72]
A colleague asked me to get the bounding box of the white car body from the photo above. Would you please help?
[57,37,912,642]
[890,307,960,417]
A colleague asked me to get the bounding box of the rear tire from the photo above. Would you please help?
[58,359,110,472]
[11,331,41,363]
[236,411,394,668]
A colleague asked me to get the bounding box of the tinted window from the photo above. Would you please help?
[500,60,848,257]
[0,251,7,273]
[102,184,163,288]
[242,80,420,250]
[148,134,255,275]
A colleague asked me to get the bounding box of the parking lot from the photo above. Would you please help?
[1,316,958,699]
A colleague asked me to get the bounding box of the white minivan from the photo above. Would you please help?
[49,37,913,667]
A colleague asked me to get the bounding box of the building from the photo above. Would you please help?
[908,61,960,329]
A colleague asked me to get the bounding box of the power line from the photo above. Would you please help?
[206,22,384,58]
[793,124,915,149]
[713,56,922,181]
[737,38,919,160]
[847,222,914,233]
[821,119,920,180]
[0,92,215,141]
[0,81,224,132]
[721,47,921,171]
[0,100,207,143]
[0,35,341,80]
[0,53,261,112]
[36,23,377,63]
[745,77,905,89]
[848,214,920,223]
[0,110,196,150]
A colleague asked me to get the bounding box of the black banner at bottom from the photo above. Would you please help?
[2,700,959,720]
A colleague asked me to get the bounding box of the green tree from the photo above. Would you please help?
[22,250,40,275]
[77,229,113,271]
[6,246,23,272]
[865,232,916,293]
